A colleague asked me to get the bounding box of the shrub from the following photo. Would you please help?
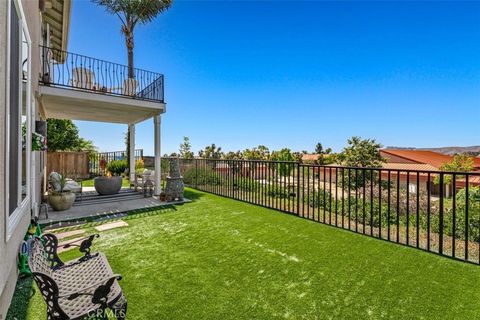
[183,167,224,186]
[135,158,144,171]
[430,186,480,242]
[234,177,262,192]
[304,189,333,209]
[265,184,291,199]
[106,159,128,176]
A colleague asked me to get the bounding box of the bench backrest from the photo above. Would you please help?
[28,237,68,319]
[28,237,54,277]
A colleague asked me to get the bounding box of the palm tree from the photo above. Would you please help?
[93,0,172,78]
[93,0,172,166]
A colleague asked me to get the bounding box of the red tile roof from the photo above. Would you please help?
[381,149,480,170]
[302,154,320,161]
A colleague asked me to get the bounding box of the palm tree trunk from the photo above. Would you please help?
[126,32,134,79]
[124,25,134,167]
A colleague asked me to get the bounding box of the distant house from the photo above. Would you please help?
[379,149,480,195]
[380,149,480,171]
[302,154,320,163]
[315,149,479,196]
[214,161,270,180]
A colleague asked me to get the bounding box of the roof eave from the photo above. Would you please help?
[60,0,71,52]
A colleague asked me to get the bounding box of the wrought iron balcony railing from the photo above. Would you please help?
[40,45,164,103]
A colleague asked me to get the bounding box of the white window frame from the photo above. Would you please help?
[5,0,32,240]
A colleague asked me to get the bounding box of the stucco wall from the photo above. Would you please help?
[0,0,42,317]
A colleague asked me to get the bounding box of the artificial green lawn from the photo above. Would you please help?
[14,189,480,319]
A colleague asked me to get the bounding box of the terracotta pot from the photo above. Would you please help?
[94,176,122,195]
[49,192,76,211]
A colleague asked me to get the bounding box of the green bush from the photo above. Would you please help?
[106,159,128,176]
[428,186,480,242]
[183,167,224,186]
[265,184,291,199]
[304,189,333,209]
[234,177,262,192]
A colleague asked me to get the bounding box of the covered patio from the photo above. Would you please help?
[39,45,167,196]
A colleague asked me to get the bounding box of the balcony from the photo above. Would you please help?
[38,45,165,124]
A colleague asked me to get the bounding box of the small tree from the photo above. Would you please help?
[292,152,303,162]
[223,151,243,160]
[270,148,295,177]
[315,142,332,165]
[336,137,384,190]
[337,136,384,168]
[242,145,270,160]
[179,136,194,159]
[242,146,270,176]
[434,153,475,185]
[198,144,223,169]
[315,143,324,155]
[198,143,223,159]
[47,119,97,152]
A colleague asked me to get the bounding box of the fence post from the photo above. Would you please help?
[296,162,300,216]
[195,158,198,188]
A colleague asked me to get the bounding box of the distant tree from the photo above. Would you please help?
[315,142,332,165]
[256,145,270,160]
[434,153,475,185]
[77,139,98,154]
[198,144,223,159]
[242,145,270,160]
[270,148,295,176]
[337,136,384,168]
[292,152,303,162]
[179,136,194,159]
[336,137,384,190]
[241,146,270,175]
[47,119,97,153]
[223,151,243,160]
[322,153,336,165]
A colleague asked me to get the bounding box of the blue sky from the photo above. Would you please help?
[70,1,480,155]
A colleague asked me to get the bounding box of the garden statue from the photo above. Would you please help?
[165,158,184,202]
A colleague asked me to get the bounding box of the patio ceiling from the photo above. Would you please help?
[39,86,166,124]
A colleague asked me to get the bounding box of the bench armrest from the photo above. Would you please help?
[61,234,100,260]
[43,233,100,270]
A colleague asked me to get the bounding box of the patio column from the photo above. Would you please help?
[129,124,135,183]
[154,114,162,196]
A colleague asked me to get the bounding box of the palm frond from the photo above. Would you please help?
[93,0,172,27]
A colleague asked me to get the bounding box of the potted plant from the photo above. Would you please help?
[159,179,167,201]
[48,173,76,211]
[94,160,127,195]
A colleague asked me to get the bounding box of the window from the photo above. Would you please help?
[7,0,30,222]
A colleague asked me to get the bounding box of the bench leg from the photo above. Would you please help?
[111,294,127,320]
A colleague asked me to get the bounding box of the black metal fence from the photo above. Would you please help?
[89,149,143,176]
[172,158,480,264]
[40,45,164,103]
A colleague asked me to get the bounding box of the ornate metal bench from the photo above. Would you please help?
[28,234,127,320]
